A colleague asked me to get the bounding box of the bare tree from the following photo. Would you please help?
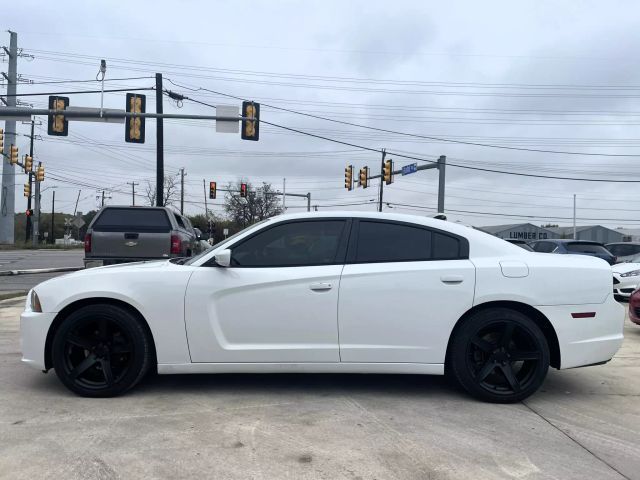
[144,175,179,207]
[224,181,282,228]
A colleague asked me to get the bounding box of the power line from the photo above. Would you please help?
[3,87,153,97]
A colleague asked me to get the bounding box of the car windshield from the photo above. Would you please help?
[566,242,609,254]
[182,219,271,265]
[630,253,640,263]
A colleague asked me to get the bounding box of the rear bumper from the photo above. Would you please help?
[84,256,171,268]
[537,294,625,369]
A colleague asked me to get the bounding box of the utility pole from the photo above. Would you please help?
[127,181,138,206]
[0,31,18,244]
[50,190,55,244]
[307,193,311,212]
[155,73,164,207]
[32,161,41,246]
[437,155,446,214]
[25,119,34,242]
[282,178,286,211]
[202,179,210,238]
[573,193,577,240]
[180,168,186,214]
[378,149,386,212]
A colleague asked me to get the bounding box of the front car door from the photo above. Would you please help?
[184,218,350,363]
[338,219,476,364]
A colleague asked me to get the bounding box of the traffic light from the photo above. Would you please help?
[383,159,394,185]
[241,101,260,141]
[25,209,33,217]
[358,166,369,188]
[209,181,217,199]
[344,165,353,191]
[36,165,45,182]
[125,93,146,143]
[240,183,248,197]
[47,96,69,136]
[23,183,30,197]
[0,128,3,151]
[24,155,33,172]
[9,145,18,165]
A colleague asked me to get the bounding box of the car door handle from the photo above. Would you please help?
[309,282,333,291]
[440,275,464,284]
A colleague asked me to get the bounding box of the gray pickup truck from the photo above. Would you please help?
[84,206,198,268]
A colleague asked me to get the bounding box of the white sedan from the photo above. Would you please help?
[612,254,640,298]
[20,212,624,403]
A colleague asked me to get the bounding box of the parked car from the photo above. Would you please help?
[605,242,640,263]
[629,288,640,325]
[505,239,534,251]
[529,239,616,265]
[22,212,623,403]
[83,206,197,268]
[612,253,640,299]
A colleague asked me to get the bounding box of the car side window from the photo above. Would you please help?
[533,241,555,253]
[354,221,463,263]
[230,220,346,267]
[174,213,186,229]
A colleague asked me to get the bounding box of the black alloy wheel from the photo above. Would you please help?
[52,304,152,397]
[450,308,550,403]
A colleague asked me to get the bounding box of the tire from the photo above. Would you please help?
[52,304,152,397]
[449,308,550,403]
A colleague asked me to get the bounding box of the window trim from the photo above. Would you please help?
[205,217,352,268]
[345,218,469,265]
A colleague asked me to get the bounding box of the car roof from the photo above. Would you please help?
[542,239,603,244]
[605,242,640,246]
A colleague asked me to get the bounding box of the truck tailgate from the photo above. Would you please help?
[91,231,171,258]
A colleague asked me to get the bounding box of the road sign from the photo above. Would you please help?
[401,163,418,176]
[64,218,72,227]
[216,105,240,133]
[72,217,85,229]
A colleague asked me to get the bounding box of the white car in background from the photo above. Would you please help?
[612,254,640,299]
[20,212,624,403]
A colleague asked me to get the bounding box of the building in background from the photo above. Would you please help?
[548,225,624,243]
[477,223,560,241]
[615,228,640,243]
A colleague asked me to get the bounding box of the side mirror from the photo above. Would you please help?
[214,249,231,267]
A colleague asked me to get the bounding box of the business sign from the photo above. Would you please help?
[506,231,549,240]
[401,163,418,176]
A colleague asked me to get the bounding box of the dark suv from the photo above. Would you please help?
[84,206,198,268]
[529,239,616,265]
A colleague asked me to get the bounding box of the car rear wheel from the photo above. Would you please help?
[52,304,152,397]
[449,308,550,403]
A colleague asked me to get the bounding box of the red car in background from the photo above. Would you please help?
[629,288,640,325]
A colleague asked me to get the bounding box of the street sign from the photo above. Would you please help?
[223,228,229,238]
[72,217,85,229]
[401,163,418,176]
[64,218,72,227]
[216,105,240,133]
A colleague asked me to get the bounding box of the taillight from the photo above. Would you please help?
[170,235,182,255]
[84,233,92,253]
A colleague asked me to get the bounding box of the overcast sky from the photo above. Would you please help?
[3,0,640,228]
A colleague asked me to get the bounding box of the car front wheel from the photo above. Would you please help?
[449,308,550,403]
[52,304,152,397]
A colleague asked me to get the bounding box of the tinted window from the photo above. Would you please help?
[355,221,434,263]
[92,208,171,232]
[608,244,640,257]
[532,241,556,253]
[566,242,610,254]
[231,221,345,267]
[433,232,461,259]
[174,214,186,229]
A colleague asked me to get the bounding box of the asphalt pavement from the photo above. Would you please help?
[0,295,638,479]
[0,249,84,294]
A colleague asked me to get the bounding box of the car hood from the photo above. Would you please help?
[612,262,640,275]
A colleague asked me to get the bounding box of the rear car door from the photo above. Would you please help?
[88,207,173,261]
[185,219,349,363]
[337,219,475,364]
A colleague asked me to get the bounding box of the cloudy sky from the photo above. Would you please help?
[3,0,640,228]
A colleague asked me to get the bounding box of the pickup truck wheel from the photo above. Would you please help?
[449,308,549,403]
[52,304,152,397]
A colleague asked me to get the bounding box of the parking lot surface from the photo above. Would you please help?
[0,250,84,294]
[0,296,638,480]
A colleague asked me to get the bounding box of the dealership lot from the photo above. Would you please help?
[0,296,638,479]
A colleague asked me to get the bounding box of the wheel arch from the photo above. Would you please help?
[445,300,560,369]
[44,297,157,371]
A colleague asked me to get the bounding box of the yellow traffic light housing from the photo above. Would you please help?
[241,101,260,141]
[36,165,45,182]
[23,183,30,197]
[344,165,353,190]
[9,145,18,165]
[209,181,217,199]
[358,166,369,188]
[24,155,33,172]
[383,159,394,185]
[0,128,4,151]
[125,93,146,143]
[47,96,69,136]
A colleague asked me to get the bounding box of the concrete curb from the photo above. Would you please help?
[0,266,83,277]
[0,291,28,302]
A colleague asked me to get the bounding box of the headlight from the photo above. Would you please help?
[621,269,640,278]
[30,290,42,312]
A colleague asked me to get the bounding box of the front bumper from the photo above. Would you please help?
[537,294,625,369]
[20,310,57,371]
[612,274,639,298]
